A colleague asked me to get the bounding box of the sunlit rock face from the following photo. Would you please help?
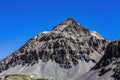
[0,18,111,80]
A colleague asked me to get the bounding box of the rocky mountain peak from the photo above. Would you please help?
[53,18,82,30]
[53,18,76,30]
[64,17,75,23]
[52,18,91,39]
[0,18,111,80]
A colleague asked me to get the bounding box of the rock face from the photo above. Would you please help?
[75,40,120,80]
[0,18,118,80]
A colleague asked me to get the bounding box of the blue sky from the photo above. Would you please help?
[0,0,120,59]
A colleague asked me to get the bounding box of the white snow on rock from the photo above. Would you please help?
[91,31,104,40]
[42,31,50,34]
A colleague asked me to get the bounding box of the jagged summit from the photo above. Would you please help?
[62,17,77,25]
[0,18,114,80]
[52,18,85,32]
[66,17,75,21]
[52,18,91,41]
[52,17,77,30]
[63,17,76,23]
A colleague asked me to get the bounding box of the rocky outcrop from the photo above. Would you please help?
[0,18,110,80]
[75,40,120,80]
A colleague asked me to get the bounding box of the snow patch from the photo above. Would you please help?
[91,31,104,40]
[42,31,50,34]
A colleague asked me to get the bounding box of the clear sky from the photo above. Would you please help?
[0,0,120,59]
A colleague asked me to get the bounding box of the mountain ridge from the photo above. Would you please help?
[0,18,119,80]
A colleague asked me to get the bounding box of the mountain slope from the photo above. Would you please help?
[75,40,120,80]
[0,18,109,80]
